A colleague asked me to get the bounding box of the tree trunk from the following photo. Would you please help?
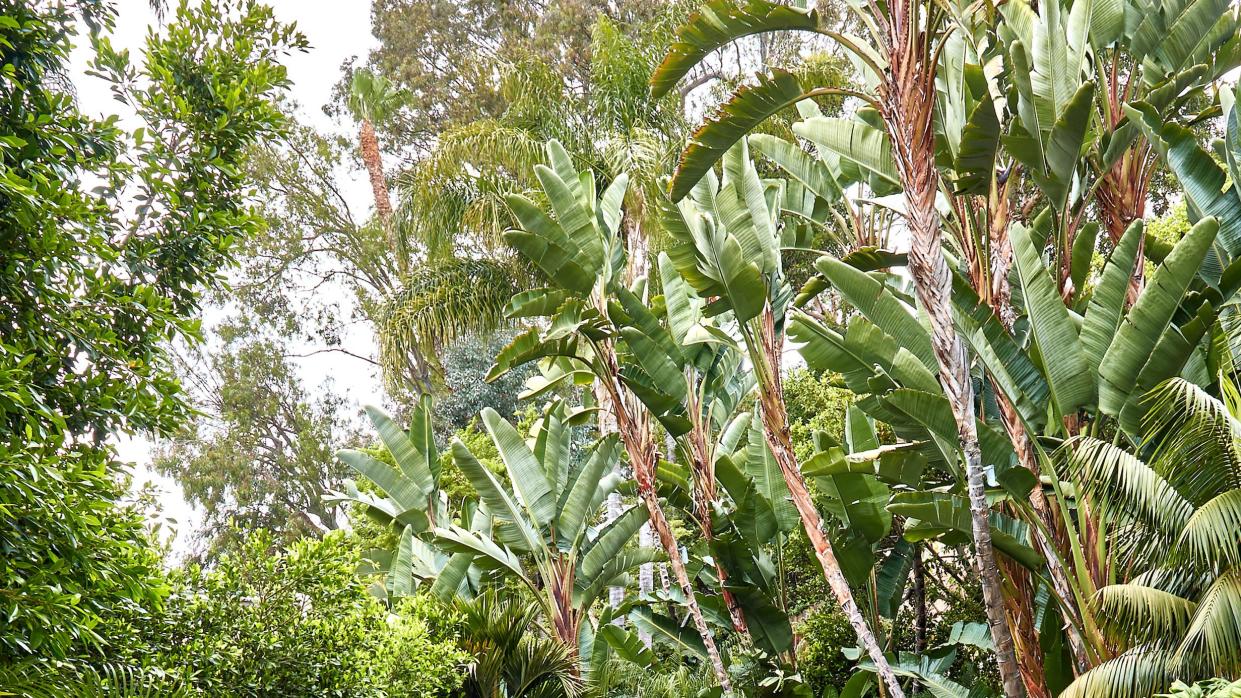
[598,352,733,695]
[358,118,403,275]
[753,310,907,698]
[984,192,1092,675]
[885,68,1026,697]
[685,407,750,636]
[913,547,926,698]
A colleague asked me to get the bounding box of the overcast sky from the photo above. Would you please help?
[70,0,381,556]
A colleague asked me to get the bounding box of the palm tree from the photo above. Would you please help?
[456,590,585,698]
[347,68,405,264]
[1059,376,1241,697]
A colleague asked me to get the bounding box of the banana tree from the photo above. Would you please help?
[652,1,1026,691]
[486,140,735,693]
[327,396,479,600]
[435,403,659,669]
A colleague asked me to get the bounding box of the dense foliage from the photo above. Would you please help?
[0,0,301,661]
[7,0,1241,696]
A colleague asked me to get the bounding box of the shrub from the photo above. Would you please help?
[120,531,466,697]
[795,606,857,695]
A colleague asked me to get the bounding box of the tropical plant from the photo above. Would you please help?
[455,590,585,698]
[650,0,1241,695]
[647,136,907,696]
[347,68,406,246]
[1057,377,1241,697]
[328,395,480,601]
[0,663,197,698]
[486,140,735,692]
[434,403,658,661]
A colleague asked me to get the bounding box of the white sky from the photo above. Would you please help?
[70,0,381,557]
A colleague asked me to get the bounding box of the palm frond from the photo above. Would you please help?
[1060,646,1175,698]
[1095,583,1198,648]
[1144,378,1241,506]
[1176,489,1241,569]
[378,258,532,391]
[1065,437,1194,544]
[1173,567,1241,674]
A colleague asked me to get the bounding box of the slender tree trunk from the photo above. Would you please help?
[985,191,1092,675]
[359,118,404,275]
[912,547,926,698]
[883,59,1026,697]
[913,547,927,654]
[753,309,906,698]
[685,406,750,636]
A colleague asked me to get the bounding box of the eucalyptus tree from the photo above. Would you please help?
[486,141,734,692]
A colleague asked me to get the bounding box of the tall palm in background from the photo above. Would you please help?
[372,18,688,396]
[347,68,405,266]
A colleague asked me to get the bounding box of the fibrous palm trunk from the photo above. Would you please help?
[879,9,1025,695]
[359,118,404,274]
[685,399,750,636]
[752,309,906,698]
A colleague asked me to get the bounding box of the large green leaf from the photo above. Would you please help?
[1099,217,1217,418]
[950,275,1051,429]
[717,453,779,548]
[745,413,799,532]
[668,198,768,323]
[730,585,794,654]
[1080,220,1143,374]
[580,505,649,583]
[650,0,820,99]
[486,327,577,382]
[434,525,526,580]
[953,96,1001,195]
[1011,221,1093,415]
[814,256,936,369]
[504,194,598,293]
[749,133,843,203]
[336,449,426,514]
[482,409,558,529]
[450,438,542,553]
[875,538,916,619]
[598,624,655,667]
[1128,102,1241,260]
[365,404,436,498]
[558,435,620,549]
[670,70,829,201]
[793,116,900,189]
[887,491,1044,571]
[630,607,709,660]
[658,252,704,345]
